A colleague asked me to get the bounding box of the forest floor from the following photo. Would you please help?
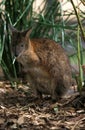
[0,80,85,130]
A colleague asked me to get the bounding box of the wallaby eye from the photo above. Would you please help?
[21,44,24,47]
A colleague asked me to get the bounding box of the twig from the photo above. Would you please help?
[71,117,85,130]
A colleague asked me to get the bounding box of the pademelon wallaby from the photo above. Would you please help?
[9,25,72,101]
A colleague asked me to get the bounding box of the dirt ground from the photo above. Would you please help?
[0,80,85,130]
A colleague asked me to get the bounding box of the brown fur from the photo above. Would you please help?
[10,26,72,101]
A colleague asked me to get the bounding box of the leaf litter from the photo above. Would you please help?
[0,80,85,130]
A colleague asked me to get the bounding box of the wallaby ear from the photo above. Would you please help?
[25,28,32,40]
[28,39,33,51]
[8,24,18,35]
[24,28,33,49]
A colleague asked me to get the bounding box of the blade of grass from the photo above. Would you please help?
[14,0,35,26]
[77,26,83,92]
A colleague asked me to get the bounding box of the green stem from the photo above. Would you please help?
[70,0,85,41]
[77,26,83,92]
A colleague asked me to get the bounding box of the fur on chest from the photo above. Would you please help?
[23,65,53,91]
[23,65,50,79]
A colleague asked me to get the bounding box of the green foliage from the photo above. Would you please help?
[0,0,85,91]
[69,0,85,92]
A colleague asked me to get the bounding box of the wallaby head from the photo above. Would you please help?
[9,25,32,57]
[9,25,39,66]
